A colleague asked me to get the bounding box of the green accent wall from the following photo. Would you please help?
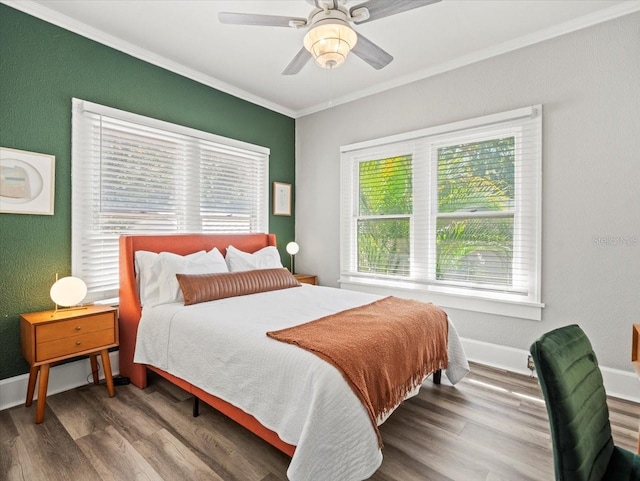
[0,5,295,380]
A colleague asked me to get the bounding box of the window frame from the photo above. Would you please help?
[340,106,543,320]
[71,98,270,303]
[429,126,521,292]
[353,148,415,278]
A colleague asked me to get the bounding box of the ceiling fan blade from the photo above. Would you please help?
[219,12,307,28]
[351,33,393,70]
[350,0,441,25]
[282,48,312,75]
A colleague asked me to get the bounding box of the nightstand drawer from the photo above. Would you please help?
[36,329,115,362]
[36,313,114,343]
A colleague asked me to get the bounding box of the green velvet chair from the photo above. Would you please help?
[530,324,640,481]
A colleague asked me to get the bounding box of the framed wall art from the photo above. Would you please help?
[273,181,291,216]
[0,147,55,215]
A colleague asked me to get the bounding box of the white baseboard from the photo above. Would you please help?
[0,351,120,411]
[599,366,640,404]
[1,341,638,411]
[461,337,640,403]
[462,337,535,377]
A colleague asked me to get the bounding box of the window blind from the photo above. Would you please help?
[341,106,542,305]
[72,99,269,302]
[357,154,412,276]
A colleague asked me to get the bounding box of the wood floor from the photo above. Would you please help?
[1,362,638,481]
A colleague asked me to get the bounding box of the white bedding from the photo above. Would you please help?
[134,284,469,481]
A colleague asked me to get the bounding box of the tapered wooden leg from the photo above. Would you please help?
[35,364,50,424]
[433,369,442,385]
[25,366,38,407]
[90,354,100,384]
[100,350,115,397]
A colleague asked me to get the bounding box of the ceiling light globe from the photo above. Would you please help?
[303,20,357,69]
[314,48,347,69]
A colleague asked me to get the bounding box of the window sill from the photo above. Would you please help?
[338,277,544,321]
[93,297,119,307]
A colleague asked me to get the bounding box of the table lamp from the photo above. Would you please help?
[286,241,299,274]
[50,274,87,315]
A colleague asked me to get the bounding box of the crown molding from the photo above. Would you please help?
[1,0,297,118]
[3,0,639,119]
[295,1,640,117]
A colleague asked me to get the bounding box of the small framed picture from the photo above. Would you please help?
[0,147,55,215]
[273,181,292,216]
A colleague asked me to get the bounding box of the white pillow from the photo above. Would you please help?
[135,250,162,307]
[157,248,228,305]
[225,245,283,272]
[135,249,206,307]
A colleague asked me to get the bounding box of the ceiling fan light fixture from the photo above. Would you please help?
[303,19,357,69]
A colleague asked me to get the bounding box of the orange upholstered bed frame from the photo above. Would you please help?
[118,233,295,456]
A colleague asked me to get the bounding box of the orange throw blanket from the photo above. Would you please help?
[267,296,448,447]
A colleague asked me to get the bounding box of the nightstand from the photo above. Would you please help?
[294,274,318,285]
[20,304,119,423]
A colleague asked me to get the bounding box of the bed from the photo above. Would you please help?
[118,233,469,481]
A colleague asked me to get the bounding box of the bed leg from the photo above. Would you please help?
[193,396,200,417]
[433,369,442,385]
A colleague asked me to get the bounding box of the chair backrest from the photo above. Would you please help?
[530,324,614,481]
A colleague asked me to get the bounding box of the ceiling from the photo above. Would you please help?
[8,0,639,117]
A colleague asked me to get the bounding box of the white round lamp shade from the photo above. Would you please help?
[303,20,357,69]
[286,241,300,255]
[50,276,87,307]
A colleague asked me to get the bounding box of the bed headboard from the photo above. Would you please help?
[118,233,277,387]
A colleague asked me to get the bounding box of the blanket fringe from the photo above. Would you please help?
[374,360,447,447]
[267,296,450,450]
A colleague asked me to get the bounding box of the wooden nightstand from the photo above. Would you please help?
[294,274,318,285]
[20,304,119,423]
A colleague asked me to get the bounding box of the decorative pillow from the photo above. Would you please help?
[135,250,205,306]
[225,245,283,272]
[156,248,228,305]
[177,268,300,306]
[135,250,160,306]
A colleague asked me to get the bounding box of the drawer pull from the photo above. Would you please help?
[76,341,81,346]
[75,326,82,331]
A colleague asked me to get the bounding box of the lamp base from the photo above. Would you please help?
[51,305,89,317]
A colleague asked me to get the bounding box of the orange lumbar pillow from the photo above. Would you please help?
[176,268,301,306]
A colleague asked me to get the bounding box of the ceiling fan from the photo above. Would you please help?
[219,0,441,75]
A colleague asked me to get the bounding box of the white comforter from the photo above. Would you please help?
[134,285,469,481]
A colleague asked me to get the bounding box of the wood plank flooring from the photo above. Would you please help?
[1,362,637,481]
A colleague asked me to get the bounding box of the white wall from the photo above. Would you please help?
[295,12,640,372]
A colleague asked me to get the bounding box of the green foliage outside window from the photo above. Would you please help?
[437,137,515,285]
[358,156,412,276]
[356,138,516,287]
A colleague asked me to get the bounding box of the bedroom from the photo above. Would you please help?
[0,1,639,480]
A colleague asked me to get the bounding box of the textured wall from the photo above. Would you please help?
[0,5,295,380]
[295,12,640,371]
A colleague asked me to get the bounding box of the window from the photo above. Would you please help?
[357,155,412,276]
[72,99,269,302]
[341,106,542,319]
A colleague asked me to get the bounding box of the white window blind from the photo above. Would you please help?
[357,153,412,276]
[341,106,542,308]
[72,99,269,302]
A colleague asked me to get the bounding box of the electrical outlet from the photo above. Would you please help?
[527,355,535,372]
